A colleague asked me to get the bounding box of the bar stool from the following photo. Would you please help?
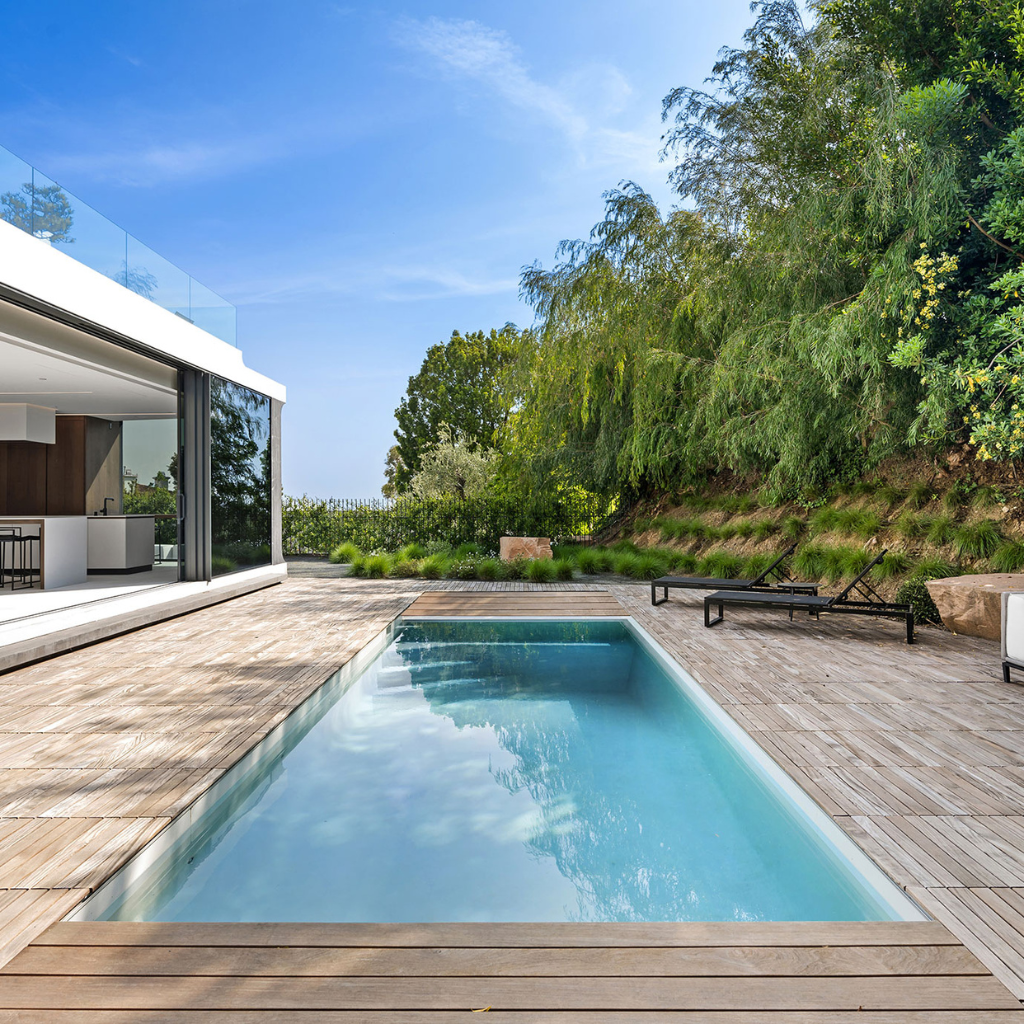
[0,528,20,591]
[0,528,40,590]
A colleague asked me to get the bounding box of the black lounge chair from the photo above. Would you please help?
[651,544,818,606]
[702,548,915,644]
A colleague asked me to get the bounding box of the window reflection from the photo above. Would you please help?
[211,378,271,576]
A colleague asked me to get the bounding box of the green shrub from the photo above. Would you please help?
[850,479,878,498]
[924,515,956,546]
[732,518,755,538]
[453,542,483,558]
[837,508,882,538]
[871,550,912,581]
[552,544,579,563]
[718,494,757,514]
[895,576,942,624]
[388,559,421,578]
[418,554,448,579]
[972,484,1003,508]
[697,550,744,579]
[552,557,576,581]
[835,546,871,581]
[212,555,236,575]
[875,484,905,507]
[573,546,615,573]
[329,541,361,564]
[753,518,778,541]
[914,556,957,580]
[742,553,776,580]
[780,515,806,542]
[906,481,934,509]
[526,558,557,583]
[667,550,699,573]
[793,544,829,580]
[503,557,529,580]
[362,554,391,578]
[612,551,642,576]
[476,557,504,581]
[991,540,1024,573]
[953,519,1002,559]
[445,557,480,580]
[611,539,639,553]
[942,485,967,514]
[629,552,669,580]
[894,510,925,539]
[716,522,737,540]
[809,507,840,534]
[398,541,427,560]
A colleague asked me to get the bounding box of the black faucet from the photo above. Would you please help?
[102,497,115,516]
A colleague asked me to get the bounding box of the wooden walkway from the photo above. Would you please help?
[0,577,1022,1017]
[0,921,1019,1020]
[403,588,623,617]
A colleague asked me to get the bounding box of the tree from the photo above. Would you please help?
[389,326,525,493]
[0,182,75,243]
[409,426,496,499]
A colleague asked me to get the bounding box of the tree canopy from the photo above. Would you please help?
[504,0,1024,498]
[387,326,527,494]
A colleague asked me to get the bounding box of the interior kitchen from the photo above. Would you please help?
[0,301,181,623]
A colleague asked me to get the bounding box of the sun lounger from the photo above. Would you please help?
[702,549,915,644]
[651,544,818,606]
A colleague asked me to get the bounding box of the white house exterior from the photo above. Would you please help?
[0,149,286,670]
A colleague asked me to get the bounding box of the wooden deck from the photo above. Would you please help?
[0,921,1019,1020]
[403,588,624,617]
[0,576,1022,1017]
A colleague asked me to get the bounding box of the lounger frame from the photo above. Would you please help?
[651,544,817,606]
[702,549,915,644]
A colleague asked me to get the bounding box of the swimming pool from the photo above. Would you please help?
[72,617,924,923]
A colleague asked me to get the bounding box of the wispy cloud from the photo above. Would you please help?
[56,134,284,187]
[223,259,517,307]
[393,17,662,176]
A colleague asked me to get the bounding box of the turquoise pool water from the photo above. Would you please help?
[78,619,921,923]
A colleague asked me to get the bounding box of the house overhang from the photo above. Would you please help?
[0,218,284,402]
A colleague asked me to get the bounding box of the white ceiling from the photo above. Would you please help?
[0,302,178,419]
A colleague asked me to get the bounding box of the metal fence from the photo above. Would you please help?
[283,493,613,555]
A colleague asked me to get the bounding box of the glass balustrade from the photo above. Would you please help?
[0,143,236,346]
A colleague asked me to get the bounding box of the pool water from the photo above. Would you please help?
[79,619,921,923]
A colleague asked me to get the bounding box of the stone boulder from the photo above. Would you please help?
[499,536,553,562]
[926,574,1024,640]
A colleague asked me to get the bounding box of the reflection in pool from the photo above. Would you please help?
[76,619,922,923]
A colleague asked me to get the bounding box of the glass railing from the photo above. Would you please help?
[0,144,236,346]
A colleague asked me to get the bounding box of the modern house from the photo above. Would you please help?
[0,144,285,670]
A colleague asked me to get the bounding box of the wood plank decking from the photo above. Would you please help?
[403,588,623,617]
[0,920,1019,1020]
[0,577,1022,1017]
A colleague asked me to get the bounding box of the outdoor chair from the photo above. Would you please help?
[702,548,915,644]
[651,544,818,606]
[1001,591,1024,684]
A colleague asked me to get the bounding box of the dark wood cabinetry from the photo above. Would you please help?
[0,416,122,516]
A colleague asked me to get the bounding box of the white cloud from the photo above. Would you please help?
[393,17,663,177]
[222,259,517,307]
[396,17,587,141]
[57,136,282,187]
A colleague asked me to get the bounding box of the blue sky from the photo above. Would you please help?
[1,1,753,496]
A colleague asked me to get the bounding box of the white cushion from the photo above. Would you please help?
[1006,594,1024,663]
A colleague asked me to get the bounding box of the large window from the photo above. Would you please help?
[211,378,271,576]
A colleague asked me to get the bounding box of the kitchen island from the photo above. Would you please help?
[0,516,88,589]
[87,515,155,574]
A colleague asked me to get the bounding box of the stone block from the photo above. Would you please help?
[926,573,1024,640]
[499,536,553,562]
